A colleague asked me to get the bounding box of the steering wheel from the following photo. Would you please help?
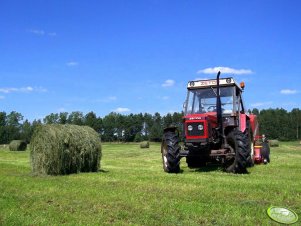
[207,106,216,112]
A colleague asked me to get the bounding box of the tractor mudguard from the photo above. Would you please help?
[240,113,247,133]
[163,126,178,134]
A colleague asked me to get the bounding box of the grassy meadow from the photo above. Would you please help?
[0,142,300,225]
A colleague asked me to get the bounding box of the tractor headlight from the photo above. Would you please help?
[188,125,193,131]
[198,124,204,130]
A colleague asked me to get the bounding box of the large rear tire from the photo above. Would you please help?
[161,130,180,173]
[225,130,250,174]
[246,122,255,167]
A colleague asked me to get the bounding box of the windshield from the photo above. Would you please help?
[184,86,236,115]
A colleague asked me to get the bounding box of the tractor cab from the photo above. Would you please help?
[182,77,245,144]
[184,78,244,116]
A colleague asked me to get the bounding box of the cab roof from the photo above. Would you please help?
[187,77,242,91]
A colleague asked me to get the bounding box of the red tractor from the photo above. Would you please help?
[161,71,262,173]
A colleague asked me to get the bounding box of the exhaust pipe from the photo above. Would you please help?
[216,71,224,142]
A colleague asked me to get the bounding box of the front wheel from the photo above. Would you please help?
[161,130,180,173]
[224,130,250,174]
[261,142,270,163]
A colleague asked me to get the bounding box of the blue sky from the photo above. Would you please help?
[1,0,301,121]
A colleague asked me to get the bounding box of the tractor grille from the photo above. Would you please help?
[187,122,205,137]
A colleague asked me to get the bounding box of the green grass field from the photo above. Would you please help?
[1,142,300,225]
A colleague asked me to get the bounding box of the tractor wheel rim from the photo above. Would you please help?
[163,155,168,168]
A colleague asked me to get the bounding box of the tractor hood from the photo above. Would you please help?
[184,112,217,121]
[183,113,217,140]
[183,113,218,139]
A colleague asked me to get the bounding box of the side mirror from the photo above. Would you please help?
[183,102,187,111]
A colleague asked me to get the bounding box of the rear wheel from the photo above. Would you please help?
[161,130,180,173]
[246,122,255,167]
[224,130,250,174]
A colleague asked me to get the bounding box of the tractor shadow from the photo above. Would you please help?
[192,164,222,173]
[187,161,251,174]
[98,169,110,173]
[192,165,250,174]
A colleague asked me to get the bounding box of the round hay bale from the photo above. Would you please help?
[9,140,27,151]
[269,140,279,147]
[140,141,150,149]
[30,124,102,175]
[0,144,9,150]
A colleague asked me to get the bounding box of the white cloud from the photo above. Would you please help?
[0,86,47,94]
[29,29,45,35]
[66,61,79,67]
[114,107,131,113]
[197,66,253,75]
[23,86,33,92]
[0,86,32,93]
[48,32,57,36]
[28,29,57,36]
[162,79,175,87]
[250,101,273,107]
[280,89,297,95]
[0,88,17,93]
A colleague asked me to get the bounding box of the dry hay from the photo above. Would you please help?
[140,141,150,149]
[30,124,102,175]
[9,140,27,151]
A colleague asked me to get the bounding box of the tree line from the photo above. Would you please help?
[0,108,300,144]
[250,108,301,141]
[0,111,183,144]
